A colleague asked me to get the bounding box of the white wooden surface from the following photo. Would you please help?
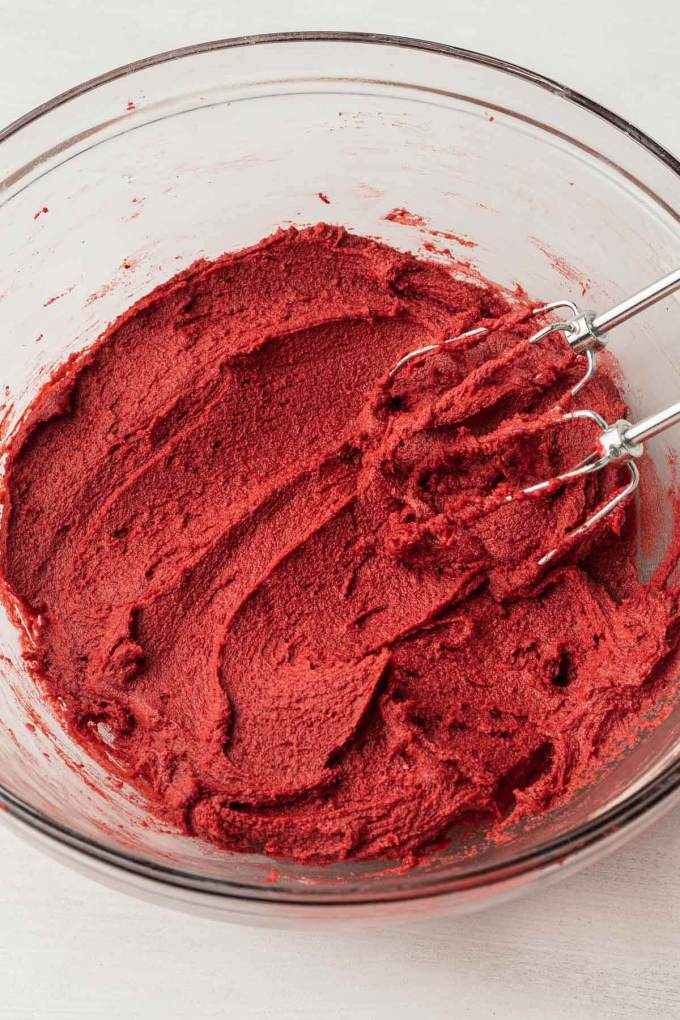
[1,2,679,1017]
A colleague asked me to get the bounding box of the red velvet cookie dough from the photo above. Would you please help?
[2,224,678,864]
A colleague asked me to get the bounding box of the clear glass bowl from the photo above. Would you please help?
[1,32,679,923]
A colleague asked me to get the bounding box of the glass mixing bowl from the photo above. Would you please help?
[0,32,679,923]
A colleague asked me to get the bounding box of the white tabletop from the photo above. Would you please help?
[1,2,679,1018]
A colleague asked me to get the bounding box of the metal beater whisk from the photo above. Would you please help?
[391,268,680,395]
[509,401,680,565]
[389,268,680,562]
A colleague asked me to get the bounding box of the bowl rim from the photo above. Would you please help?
[1,29,679,908]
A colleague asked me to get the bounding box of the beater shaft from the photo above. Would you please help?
[592,268,680,335]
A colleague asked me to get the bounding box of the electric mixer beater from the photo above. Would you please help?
[390,268,680,563]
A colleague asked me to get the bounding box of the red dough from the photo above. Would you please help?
[2,225,678,864]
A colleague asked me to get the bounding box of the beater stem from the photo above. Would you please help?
[592,268,680,335]
[624,400,680,446]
